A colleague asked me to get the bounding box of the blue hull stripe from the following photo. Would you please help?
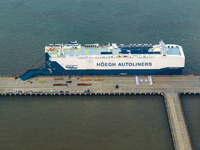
[52,68,183,75]
[45,54,183,75]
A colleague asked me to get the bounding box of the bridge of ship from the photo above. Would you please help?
[48,45,181,57]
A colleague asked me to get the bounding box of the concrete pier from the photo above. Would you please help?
[0,75,200,150]
[164,92,193,150]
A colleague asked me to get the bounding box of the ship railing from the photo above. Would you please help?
[55,44,62,46]
[137,54,155,58]
[120,44,153,47]
[84,43,99,48]
[78,56,87,59]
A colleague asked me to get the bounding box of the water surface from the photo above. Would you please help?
[0,95,173,150]
[181,95,200,150]
[0,0,200,75]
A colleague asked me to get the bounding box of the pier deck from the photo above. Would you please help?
[0,75,200,150]
[164,92,193,150]
[0,75,199,94]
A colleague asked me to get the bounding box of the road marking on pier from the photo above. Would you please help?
[170,96,185,150]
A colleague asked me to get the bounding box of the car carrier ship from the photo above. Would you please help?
[44,40,185,75]
[19,40,185,80]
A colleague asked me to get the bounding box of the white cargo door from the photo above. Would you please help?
[87,58,94,69]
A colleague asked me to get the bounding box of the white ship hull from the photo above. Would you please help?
[45,41,185,75]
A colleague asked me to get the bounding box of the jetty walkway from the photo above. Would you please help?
[0,75,200,150]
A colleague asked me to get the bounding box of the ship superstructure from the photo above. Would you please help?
[45,40,185,75]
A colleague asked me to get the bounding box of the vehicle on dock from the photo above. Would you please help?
[54,77,63,80]
[53,83,68,86]
[77,83,92,86]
